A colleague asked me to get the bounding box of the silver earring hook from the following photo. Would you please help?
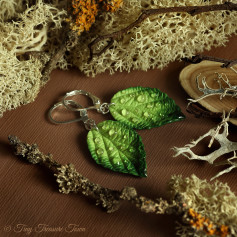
[48,100,84,124]
[62,90,113,114]
[48,100,98,131]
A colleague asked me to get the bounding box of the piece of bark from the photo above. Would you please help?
[179,61,237,125]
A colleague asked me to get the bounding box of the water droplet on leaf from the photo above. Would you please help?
[137,95,145,102]
[147,104,153,108]
[109,129,115,136]
[121,109,127,116]
[113,158,120,166]
[94,137,101,144]
[144,112,149,117]
[120,98,125,103]
[120,145,126,151]
[102,124,109,130]
[97,148,104,155]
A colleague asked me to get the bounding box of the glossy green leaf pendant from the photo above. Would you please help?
[109,87,185,129]
[87,120,147,177]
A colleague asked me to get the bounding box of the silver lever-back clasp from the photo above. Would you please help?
[62,90,112,114]
[48,100,98,130]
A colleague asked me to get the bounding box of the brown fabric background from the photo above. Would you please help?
[0,36,237,237]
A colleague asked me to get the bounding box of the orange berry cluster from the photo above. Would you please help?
[188,208,229,237]
[67,0,123,35]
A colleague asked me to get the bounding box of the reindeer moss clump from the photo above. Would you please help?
[71,0,237,76]
[1,0,237,116]
[0,0,66,116]
[0,0,27,21]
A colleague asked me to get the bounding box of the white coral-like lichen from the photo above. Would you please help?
[0,45,43,116]
[169,174,237,236]
[0,0,65,55]
[0,0,28,21]
[0,0,66,116]
[69,0,237,77]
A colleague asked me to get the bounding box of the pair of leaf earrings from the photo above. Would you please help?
[49,87,185,177]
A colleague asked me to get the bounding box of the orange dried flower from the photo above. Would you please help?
[67,0,123,35]
[101,0,123,12]
[218,225,229,237]
[67,0,99,35]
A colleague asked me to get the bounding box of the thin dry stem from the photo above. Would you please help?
[88,2,237,61]
[40,29,79,82]
[183,54,237,68]
[8,135,170,214]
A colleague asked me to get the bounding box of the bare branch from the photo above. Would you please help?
[8,135,172,214]
[182,55,237,68]
[41,29,79,82]
[88,2,237,61]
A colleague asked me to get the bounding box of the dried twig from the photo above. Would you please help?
[88,2,237,61]
[8,135,172,214]
[182,55,237,68]
[8,135,235,236]
[41,29,79,82]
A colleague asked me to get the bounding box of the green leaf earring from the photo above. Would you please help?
[48,88,185,177]
[109,87,185,129]
[87,120,146,177]
[48,90,146,177]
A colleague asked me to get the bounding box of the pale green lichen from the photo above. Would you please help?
[0,0,66,116]
[169,174,237,236]
[0,44,43,115]
[0,0,28,21]
[0,2,65,55]
[70,0,237,76]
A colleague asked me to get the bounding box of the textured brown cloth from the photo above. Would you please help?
[0,36,237,237]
